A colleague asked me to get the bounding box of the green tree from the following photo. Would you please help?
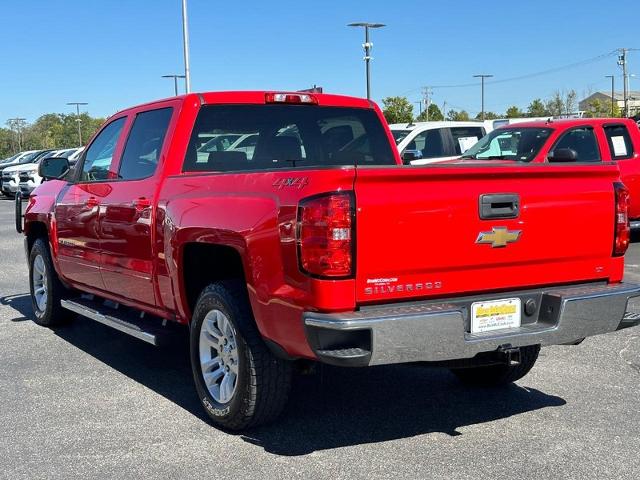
[505,105,524,118]
[381,96,414,124]
[583,98,620,118]
[474,111,499,120]
[416,103,444,121]
[545,91,564,117]
[447,110,470,121]
[527,98,548,117]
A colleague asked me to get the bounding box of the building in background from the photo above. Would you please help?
[579,91,640,116]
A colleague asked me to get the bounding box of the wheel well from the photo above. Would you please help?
[182,243,246,312]
[26,222,48,253]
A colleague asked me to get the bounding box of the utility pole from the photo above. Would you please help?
[618,48,629,117]
[442,101,447,119]
[67,102,88,147]
[162,74,186,96]
[347,22,386,100]
[473,74,493,121]
[422,86,432,121]
[181,0,191,93]
[7,117,27,151]
[413,101,423,115]
[605,75,615,116]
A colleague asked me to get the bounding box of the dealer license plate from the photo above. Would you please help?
[470,298,521,334]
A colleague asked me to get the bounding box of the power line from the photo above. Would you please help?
[400,50,620,96]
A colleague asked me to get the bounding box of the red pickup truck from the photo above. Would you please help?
[18,91,640,430]
[460,118,640,228]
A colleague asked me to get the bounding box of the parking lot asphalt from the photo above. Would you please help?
[1,197,640,480]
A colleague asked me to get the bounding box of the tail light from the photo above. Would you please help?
[614,182,630,256]
[297,192,354,278]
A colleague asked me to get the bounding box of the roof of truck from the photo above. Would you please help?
[497,117,638,130]
[109,91,375,118]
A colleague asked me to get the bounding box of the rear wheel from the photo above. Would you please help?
[190,281,292,430]
[28,238,69,327]
[451,345,541,386]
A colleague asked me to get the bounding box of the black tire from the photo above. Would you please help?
[28,238,69,327]
[451,345,541,387]
[190,280,292,430]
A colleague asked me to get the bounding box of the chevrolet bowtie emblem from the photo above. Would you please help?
[476,227,521,248]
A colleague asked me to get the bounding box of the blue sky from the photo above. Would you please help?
[0,0,638,122]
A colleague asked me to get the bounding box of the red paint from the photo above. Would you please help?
[22,92,630,360]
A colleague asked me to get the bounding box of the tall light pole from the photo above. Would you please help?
[67,102,88,146]
[181,0,191,93]
[473,74,493,121]
[347,22,386,100]
[162,74,186,96]
[605,75,615,116]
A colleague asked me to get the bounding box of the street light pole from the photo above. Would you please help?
[162,74,186,96]
[67,102,88,147]
[181,0,191,93]
[605,75,615,116]
[473,74,493,121]
[347,22,386,100]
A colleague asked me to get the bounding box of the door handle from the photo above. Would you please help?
[479,193,520,219]
[84,197,99,208]
[132,197,151,211]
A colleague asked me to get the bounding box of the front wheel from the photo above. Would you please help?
[29,238,68,327]
[190,281,292,430]
[450,345,541,387]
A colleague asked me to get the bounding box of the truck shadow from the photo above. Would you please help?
[0,293,33,321]
[1,295,566,455]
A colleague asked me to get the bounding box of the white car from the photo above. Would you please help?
[389,121,490,165]
[18,148,84,197]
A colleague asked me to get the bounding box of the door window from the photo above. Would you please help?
[119,108,173,180]
[80,117,126,182]
[604,124,634,160]
[404,129,446,159]
[552,127,601,162]
[449,127,484,154]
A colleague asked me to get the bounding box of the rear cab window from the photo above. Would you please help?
[604,124,634,160]
[183,105,396,172]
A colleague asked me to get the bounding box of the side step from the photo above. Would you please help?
[61,298,167,346]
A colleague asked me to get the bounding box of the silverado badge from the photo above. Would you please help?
[476,227,521,248]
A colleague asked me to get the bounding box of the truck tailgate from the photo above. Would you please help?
[354,164,621,303]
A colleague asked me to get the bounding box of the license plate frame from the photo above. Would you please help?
[470,298,521,334]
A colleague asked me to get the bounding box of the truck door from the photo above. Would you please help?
[54,117,127,290]
[602,123,640,219]
[98,107,174,307]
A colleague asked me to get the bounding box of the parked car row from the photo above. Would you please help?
[0,147,84,197]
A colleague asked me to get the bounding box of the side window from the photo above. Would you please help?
[604,125,634,160]
[406,129,445,159]
[119,108,173,180]
[80,117,126,182]
[552,127,601,162]
[450,127,484,154]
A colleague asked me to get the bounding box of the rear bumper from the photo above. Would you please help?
[303,283,640,367]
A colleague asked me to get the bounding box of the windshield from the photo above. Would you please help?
[461,127,553,161]
[391,129,411,144]
[18,151,43,164]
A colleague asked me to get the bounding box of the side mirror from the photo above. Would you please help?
[39,157,70,180]
[548,148,577,162]
[402,149,422,164]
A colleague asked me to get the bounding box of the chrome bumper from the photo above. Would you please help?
[304,283,640,366]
